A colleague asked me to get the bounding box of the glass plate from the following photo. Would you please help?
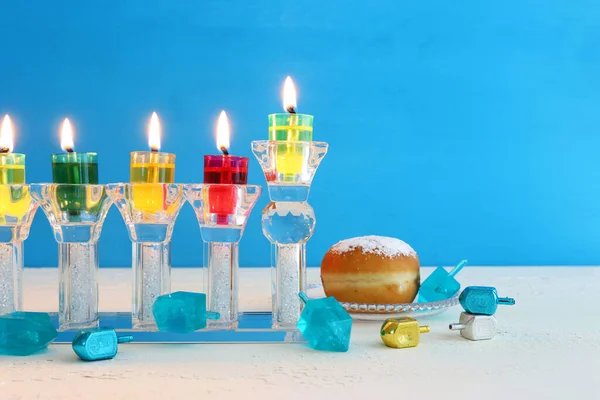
[306,283,460,321]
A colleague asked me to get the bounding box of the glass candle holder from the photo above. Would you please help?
[51,153,98,221]
[106,183,185,330]
[184,184,261,330]
[251,140,328,329]
[0,184,37,315]
[30,184,111,330]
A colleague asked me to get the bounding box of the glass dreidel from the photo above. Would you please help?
[0,312,57,356]
[106,183,185,330]
[72,327,133,361]
[380,317,430,349]
[252,140,328,329]
[30,184,111,330]
[297,292,352,352]
[418,259,468,302]
[0,184,38,315]
[450,312,497,341]
[183,184,261,330]
[152,291,221,333]
[459,286,516,315]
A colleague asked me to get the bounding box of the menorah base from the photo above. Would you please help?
[49,311,305,343]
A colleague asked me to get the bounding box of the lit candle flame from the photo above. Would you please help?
[0,115,14,152]
[216,110,230,154]
[148,112,161,151]
[283,76,297,113]
[60,118,74,152]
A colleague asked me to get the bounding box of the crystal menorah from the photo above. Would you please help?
[251,140,328,329]
[184,184,261,330]
[0,184,38,315]
[107,183,185,330]
[30,184,111,330]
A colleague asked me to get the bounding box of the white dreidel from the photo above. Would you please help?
[449,312,497,341]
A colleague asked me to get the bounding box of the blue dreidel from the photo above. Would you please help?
[297,292,352,352]
[418,259,468,302]
[459,286,515,315]
[72,328,133,361]
[152,291,221,334]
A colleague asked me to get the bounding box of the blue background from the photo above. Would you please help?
[1,1,599,267]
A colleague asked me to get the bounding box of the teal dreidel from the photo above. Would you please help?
[152,291,221,333]
[297,292,352,352]
[0,312,57,356]
[418,259,468,302]
[459,286,515,315]
[72,328,133,361]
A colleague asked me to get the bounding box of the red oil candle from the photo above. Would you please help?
[203,111,248,224]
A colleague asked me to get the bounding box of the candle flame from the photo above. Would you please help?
[283,76,297,112]
[148,112,161,151]
[0,115,14,152]
[216,110,230,153]
[60,118,74,152]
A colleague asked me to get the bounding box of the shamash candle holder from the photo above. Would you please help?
[251,140,328,329]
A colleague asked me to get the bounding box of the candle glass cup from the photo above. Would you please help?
[184,184,261,330]
[204,155,248,225]
[30,184,111,330]
[251,140,328,329]
[130,151,175,213]
[51,153,99,222]
[0,153,26,185]
[268,114,313,182]
[0,184,37,315]
[106,183,185,330]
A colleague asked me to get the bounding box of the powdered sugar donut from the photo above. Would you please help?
[320,235,420,304]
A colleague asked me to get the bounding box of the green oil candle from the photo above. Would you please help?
[51,152,99,219]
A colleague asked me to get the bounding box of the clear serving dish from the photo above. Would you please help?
[306,282,460,321]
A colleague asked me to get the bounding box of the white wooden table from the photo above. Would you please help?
[1,267,598,399]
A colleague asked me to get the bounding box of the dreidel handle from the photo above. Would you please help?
[419,326,430,334]
[498,297,515,305]
[448,259,468,278]
[299,292,310,304]
[206,311,221,320]
[117,335,134,344]
[449,323,467,330]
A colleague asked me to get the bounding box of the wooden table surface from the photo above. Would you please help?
[1,267,598,399]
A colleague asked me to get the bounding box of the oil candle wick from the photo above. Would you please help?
[286,106,296,114]
[220,146,229,156]
[65,147,74,153]
[0,147,9,154]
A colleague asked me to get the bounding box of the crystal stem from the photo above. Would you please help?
[132,242,171,330]
[0,242,23,315]
[58,243,98,330]
[205,241,238,330]
[272,243,306,329]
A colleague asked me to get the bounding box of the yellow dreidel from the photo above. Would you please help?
[380,317,430,349]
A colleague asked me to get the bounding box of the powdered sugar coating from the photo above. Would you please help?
[330,236,417,258]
